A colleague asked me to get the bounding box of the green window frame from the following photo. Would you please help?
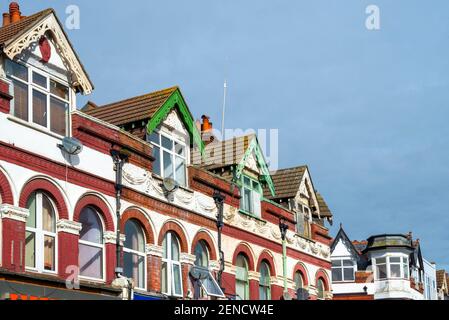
[239,175,262,217]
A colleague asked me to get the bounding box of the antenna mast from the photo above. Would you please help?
[221,79,227,138]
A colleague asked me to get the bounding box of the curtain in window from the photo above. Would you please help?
[50,97,68,136]
[32,89,47,127]
[42,195,55,271]
[12,80,28,121]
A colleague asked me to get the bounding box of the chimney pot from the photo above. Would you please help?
[2,13,10,27]
[201,115,212,132]
[9,2,21,23]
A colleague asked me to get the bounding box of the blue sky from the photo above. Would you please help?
[13,1,449,269]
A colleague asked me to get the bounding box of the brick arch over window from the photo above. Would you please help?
[121,209,155,245]
[315,269,330,291]
[0,169,14,205]
[73,194,114,231]
[19,178,69,220]
[257,250,276,276]
[191,231,217,261]
[293,263,309,286]
[158,221,189,253]
[232,243,255,271]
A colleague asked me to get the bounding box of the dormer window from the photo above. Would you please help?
[332,259,355,282]
[6,59,70,136]
[240,175,262,218]
[147,130,187,187]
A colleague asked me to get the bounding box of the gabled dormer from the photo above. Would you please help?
[0,3,93,137]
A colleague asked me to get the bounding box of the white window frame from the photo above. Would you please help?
[240,175,262,217]
[25,192,58,275]
[147,129,188,187]
[162,232,183,298]
[374,255,410,281]
[331,258,356,283]
[6,59,71,137]
[78,208,106,283]
[123,221,147,291]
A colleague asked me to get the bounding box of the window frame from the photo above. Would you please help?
[235,254,250,300]
[259,261,271,300]
[374,255,410,281]
[162,232,184,298]
[78,207,106,283]
[317,278,326,300]
[6,59,71,137]
[123,220,147,291]
[147,129,188,187]
[239,175,262,217]
[331,258,356,283]
[25,191,58,275]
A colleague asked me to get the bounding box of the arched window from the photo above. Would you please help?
[124,220,146,290]
[317,278,326,300]
[79,207,104,280]
[295,271,304,290]
[162,232,183,297]
[25,191,57,272]
[259,261,271,300]
[235,254,249,300]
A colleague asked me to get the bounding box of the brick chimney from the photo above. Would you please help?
[2,12,10,27]
[9,2,21,23]
[200,115,215,145]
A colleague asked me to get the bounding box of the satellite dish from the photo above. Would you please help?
[59,137,83,155]
[163,177,179,193]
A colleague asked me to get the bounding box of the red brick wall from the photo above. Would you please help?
[1,218,26,272]
[58,232,79,280]
[249,279,259,300]
[0,80,12,114]
[105,243,116,284]
[147,254,162,293]
[271,284,284,300]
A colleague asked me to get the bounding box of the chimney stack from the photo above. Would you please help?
[2,13,10,27]
[9,2,21,24]
[200,115,215,145]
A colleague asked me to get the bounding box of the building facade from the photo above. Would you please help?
[330,227,437,300]
[0,3,334,300]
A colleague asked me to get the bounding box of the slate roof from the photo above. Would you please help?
[83,87,178,126]
[0,8,53,45]
[316,192,332,218]
[263,166,306,199]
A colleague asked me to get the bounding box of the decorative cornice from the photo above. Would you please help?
[145,244,164,257]
[56,219,82,235]
[180,253,196,265]
[209,260,221,271]
[0,204,29,222]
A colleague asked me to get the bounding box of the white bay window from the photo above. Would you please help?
[375,256,409,280]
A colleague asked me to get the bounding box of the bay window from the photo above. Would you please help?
[25,191,57,273]
[240,175,262,218]
[332,259,355,282]
[162,232,183,297]
[147,130,187,187]
[79,207,104,280]
[6,59,70,136]
[124,220,146,290]
[375,256,410,280]
[259,262,271,300]
[235,254,249,300]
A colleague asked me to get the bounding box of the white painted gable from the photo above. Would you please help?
[161,109,189,143]
[332,238,353,258]
[244,150,260,174]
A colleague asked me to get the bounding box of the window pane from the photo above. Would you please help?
[244,177,251,187]
[252,180,260,191]
[377,258,387,265]
[194,242,209,268]
[13,80,28,121]
[202,272,224,297]
[33,72,47,88]
[32,89,47,127]
[25,231,36,268]
[343,260,354,267]
[163,151,174,178]
[79,244,103,279]
[124,252,145,289]
[79,207,103,244]
[50,80,69,100]
[26,194,36,228]
[390,264,401,278]
[332,260,342,267]
[148,131,160,144]
[44,235,55,271]
[390,257,401,263]
[152,146,161,176]
[295,272,303,289]
[344,267,355,281]
[124,220,145,252]
[171,235,180,261]
[376,264,387,279]
[317,280,325,299]
[243,188,252,212]
[172,264,182,296]
[332,268,343,282]
[403,264,409,279]
[236,280,247,300]
[161,261,168,294]
[42,194,55,232]
[175,142,185,156]
[162,135,173,150]
[7,60,28,81]
[175,156,186,186]
[50,97,68,136]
